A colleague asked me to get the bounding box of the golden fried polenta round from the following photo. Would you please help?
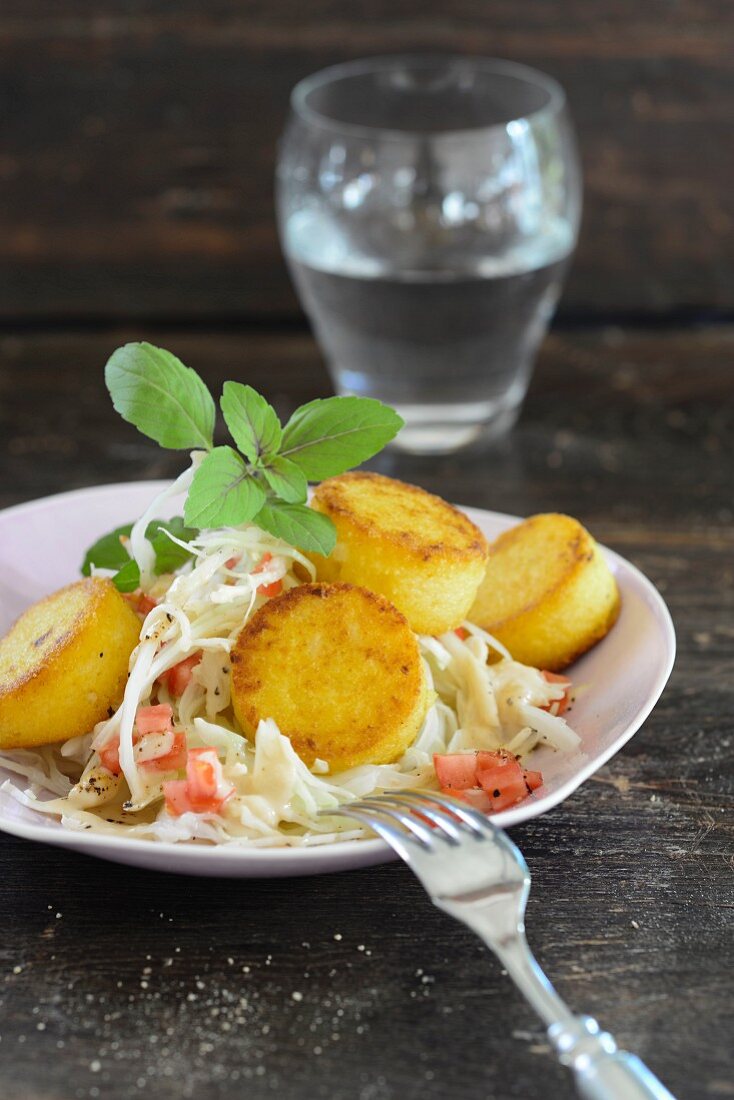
[309,473,488,635]
[230,582,428,771]
[0,578,141,749]
[468,513,621,672]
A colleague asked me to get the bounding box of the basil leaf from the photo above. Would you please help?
[105,342,216,451]
[220,382,282,463]
[184,446,266,529]
[82,516,198,591]
[280,396,403,479]
[253,501,336,556]
[111,558,141,593]
[149,517,198,574]
[81,524,133,576]
[260,455,308,504]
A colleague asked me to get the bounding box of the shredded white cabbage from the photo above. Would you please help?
[129,453,205,588]
[0,507,581,848]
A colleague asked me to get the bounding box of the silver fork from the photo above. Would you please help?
[333,790,676,1100]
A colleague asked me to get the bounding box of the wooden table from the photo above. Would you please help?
[0,325,732,1100]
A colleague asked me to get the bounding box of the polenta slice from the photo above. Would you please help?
[0,577,141,749]
[468,513,620,672]
[309,473,488,635]
[230,582,428,771]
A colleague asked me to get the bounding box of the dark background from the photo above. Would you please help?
[1,6,733,1100]
[3,0,734,326]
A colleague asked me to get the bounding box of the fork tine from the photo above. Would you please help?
[350,800,435,847]
[393,789,492,836]
[401,791,530,873]
[368,793,464,844]
[335,805,419,861]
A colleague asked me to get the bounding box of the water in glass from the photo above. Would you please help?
[278,58,581,453]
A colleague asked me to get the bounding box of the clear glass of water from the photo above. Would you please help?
[277,56,581,454]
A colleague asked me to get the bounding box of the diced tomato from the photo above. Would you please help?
[252,552,272,574]
[98,723,186,777]
[253,552,283,598]
[137,594,158,616]
[441,787,493,813]
[136,703,173,735]
[185,748,222,806]
[541,670,572,716]
[523,769,543,792]
[98,737,123,775]
[224,554,241,570]
[258,578,283,598]
[123,591,157,616]
[98,728,146,775]
[161,654,201,697]
[163,747,234,817]
[139,730,188,773]
[163,779,196,816]
[433,753,480,790]
[479,776,531,811]
[476,750,530,811]
[454,626,469,640]
[98,708,174,774]
[475,749,518,771]
[433,749,543,815]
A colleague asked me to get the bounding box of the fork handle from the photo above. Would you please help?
[549,1016,676,1100]
[440,904,678,1099]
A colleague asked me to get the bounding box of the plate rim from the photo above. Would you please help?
[0,481,676,874]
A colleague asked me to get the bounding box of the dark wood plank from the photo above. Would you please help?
[2,2,734,319]
[0,326,732,1099]
[2,324,732,528]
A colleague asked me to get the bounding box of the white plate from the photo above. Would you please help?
[0,482,675,877]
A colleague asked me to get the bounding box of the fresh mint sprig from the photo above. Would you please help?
[279,396,405,479]
[106,343,216,451]
[93,342,403,570]
[184,446,266,529]
[220,381,282,462]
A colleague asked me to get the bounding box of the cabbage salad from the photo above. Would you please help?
[0,497,579,850]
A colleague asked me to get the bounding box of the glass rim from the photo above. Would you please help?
[289,54,567,140]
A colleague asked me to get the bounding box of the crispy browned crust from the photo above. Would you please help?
[482,516,594,626]
[0,577,113,696]
[230,582,427,769]
[469,513,621,672]
[0,577,142,749]
[552,590,621,670]
[312,472,488,563]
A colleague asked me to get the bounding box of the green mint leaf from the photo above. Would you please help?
[105,342,216,451]
[260,455,308,504]
[81,524,133,576]
[279,396,403,479]
[111,559,141,593]
[184,446,266,529]
[220,382,282,464]
[149,517,198,574]
[82,516,198,591]
[253,501,336,556]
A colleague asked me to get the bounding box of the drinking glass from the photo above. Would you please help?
[277,56,581,454]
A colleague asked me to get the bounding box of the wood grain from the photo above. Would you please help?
[0,325,732,1099]
[2,2,734,320]
[2,324,732,526]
